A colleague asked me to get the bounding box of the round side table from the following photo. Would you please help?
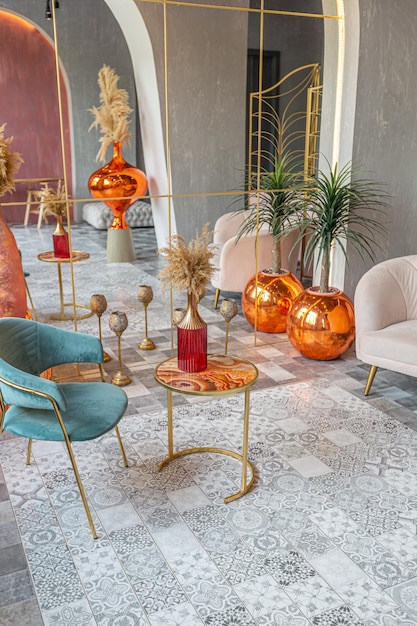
[154,354,258,503]
[38,250,93,321]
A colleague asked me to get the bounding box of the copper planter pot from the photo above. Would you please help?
[242,270,304,333]
[286,287,355,360]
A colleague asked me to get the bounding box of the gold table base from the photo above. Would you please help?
[50,303,93,321]
[158,445,255,503]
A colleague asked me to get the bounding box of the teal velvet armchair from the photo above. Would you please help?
[0,317,129,539]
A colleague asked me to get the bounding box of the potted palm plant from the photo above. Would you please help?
[286,160,389,360]
[235,152,306,333]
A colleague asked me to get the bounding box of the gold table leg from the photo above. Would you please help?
[158,387,255,503]
[51,263,93,321]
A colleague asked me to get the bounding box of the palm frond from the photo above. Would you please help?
[0,124,23,198]
[88,65,132,162]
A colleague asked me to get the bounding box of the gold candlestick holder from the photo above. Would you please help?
[220,298,238,355]
[172,308,186,326]
[137,285,155,350]
[109,311,131,386]
[90,294,111,362]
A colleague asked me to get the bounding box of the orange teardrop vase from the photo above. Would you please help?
[88,141,148,230]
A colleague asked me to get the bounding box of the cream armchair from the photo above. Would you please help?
[354,255,417,395]
[211,209,299,308]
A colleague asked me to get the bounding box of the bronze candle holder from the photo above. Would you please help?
[137,285,155,350]
[90,294,111,362]
[108,311,131,386]
[219,297,238,355]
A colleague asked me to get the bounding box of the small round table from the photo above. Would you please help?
[38,250,93,321]
[154,354,258,503]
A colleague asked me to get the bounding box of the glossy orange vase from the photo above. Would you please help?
[0,206,27,318]
[242,270,304,333]
[88,141,148,229]
[286,286,355,360]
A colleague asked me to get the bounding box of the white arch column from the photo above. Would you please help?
[104,0,176,248]
[318,0,360,289]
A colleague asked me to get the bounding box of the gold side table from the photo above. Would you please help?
[38,250,93,321]
[154,354,258,503]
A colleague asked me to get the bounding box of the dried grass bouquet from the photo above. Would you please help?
[158,223,217,299]
[0,123,23,199]
[38,181,70,218]
[89,64,132,163]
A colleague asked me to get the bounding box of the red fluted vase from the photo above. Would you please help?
[0,205,27,318]
[52,215,70,258]
[177,292,208,372]
[88,141,148,230]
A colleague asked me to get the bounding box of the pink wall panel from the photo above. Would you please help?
[0,12,72,223]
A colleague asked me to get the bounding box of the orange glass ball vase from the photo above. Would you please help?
[0,206,27,318]
[286,287,355,360]
[242,269,304,333]
[88,141,148,230]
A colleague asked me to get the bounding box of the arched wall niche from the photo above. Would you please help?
[0,9,73,223]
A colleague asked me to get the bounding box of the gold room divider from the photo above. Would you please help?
[4,2,342,346]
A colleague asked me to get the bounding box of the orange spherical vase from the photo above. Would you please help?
[286,287,355,360]
[242,270,304,333]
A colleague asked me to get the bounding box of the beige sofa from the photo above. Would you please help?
[354,255,417,395]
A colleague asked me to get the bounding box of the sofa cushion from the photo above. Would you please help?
[82,200,154,229]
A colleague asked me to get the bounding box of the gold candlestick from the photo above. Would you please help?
[137,285,155,350]
[220,298,238,355]
[90,294,111,362]
[109,311,131,386]
[172,308,186,326]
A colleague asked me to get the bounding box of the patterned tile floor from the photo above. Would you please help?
[1,223,417,625]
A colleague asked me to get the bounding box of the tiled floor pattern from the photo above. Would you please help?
[1,223,417,625]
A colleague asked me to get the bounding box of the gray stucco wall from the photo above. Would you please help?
[345,0,417,298]
[0,0,137,220]
[138,0,250,241]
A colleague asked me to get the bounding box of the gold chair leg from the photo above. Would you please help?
[364,365,378,396]
[214,288,220,309]
[98,362,106,382]
[115,425,129,467]
[64,441,98,539]
[26,439,33,465]
[24,278,38,321]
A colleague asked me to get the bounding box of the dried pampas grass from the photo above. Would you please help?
[0,123,23,199]
[158,223,217,299]
[39,181,70,218]
[89,65,132,163]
